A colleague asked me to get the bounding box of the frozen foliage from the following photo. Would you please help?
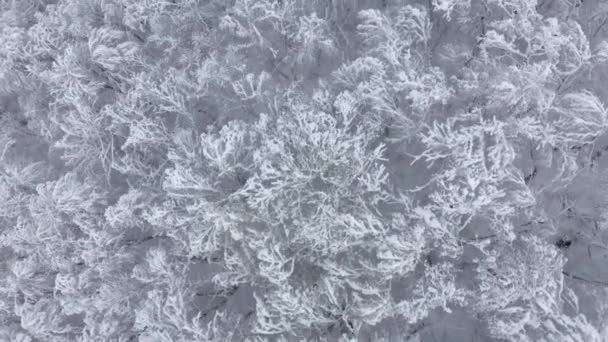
[2,0,608,341]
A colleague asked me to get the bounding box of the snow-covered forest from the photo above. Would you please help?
[1,0,608,341]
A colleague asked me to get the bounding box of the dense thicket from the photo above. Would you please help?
[1,0,608,341]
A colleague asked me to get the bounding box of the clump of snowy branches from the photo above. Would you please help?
[0,0,607,341]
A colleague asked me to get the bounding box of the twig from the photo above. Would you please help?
[593,16,608,38]
[563,271,608,286]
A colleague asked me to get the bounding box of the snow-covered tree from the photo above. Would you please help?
[1,0,608,341]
